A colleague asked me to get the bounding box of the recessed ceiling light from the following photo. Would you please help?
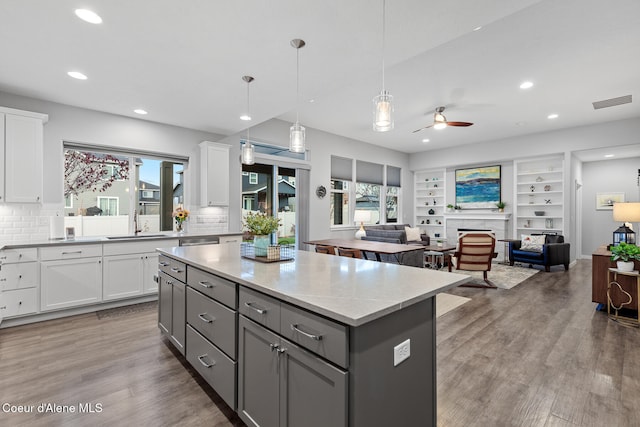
[421,138,430,143]
[67,71,87,80]
[309,99,315,103]
[547,113,559,119]
[604,154,615,158]
[515,121,527,126]
[74,9,102,24]
[473,26,483,31]
[134,109,148,115]
[240,115,251,121]
[519,81,534,89]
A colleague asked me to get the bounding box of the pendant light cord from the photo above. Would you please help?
[381,0,386,92]
[246,79,251,142]
[296,46,300,123]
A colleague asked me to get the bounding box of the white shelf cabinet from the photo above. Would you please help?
[513,156,565,237]
[414,169,446,240]
[0,107,48,203]
[200,141,230,207]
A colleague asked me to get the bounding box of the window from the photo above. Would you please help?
[63,145,186,236]
[97,196,119,216]
[330,156,401,228]
[249,172,258,185]
[330,180,350,226]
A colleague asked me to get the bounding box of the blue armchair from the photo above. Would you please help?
[509,234,570,272]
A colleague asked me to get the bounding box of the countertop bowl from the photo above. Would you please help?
[534,211,545,216]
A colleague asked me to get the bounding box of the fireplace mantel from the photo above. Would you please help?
[444,212,511,221]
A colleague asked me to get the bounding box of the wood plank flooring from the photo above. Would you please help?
[1,259,638,426]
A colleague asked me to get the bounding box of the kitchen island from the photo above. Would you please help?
[158,243,469,427]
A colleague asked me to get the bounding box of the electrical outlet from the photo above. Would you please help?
[393,339,410,366]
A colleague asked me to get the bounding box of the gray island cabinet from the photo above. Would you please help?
[157,244,468,427]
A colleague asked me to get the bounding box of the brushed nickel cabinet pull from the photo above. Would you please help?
[198,313,215,324]
[197,354,215,368]
[170,267,182,273]
[159,262,169,267]
[61,250,82,255]
[291,324,323,341]
[244,302,267,314]
[198,281,214,289]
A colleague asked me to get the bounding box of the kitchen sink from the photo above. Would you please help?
[106,234,168,239]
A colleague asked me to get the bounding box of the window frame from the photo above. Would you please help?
[329,157,402,229]
[97,196,120,216]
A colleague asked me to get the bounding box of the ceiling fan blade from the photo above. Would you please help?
[412,124,434,133]
[446,121,473,127]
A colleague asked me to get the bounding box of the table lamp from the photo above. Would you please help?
[354,210,371,239]
[612,202,640,246]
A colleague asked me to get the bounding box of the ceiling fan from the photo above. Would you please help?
[412,106,474,133]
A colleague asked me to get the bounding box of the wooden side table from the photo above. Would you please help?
[607,268,640,327]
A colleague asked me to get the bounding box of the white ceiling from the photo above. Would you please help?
[0,0,639,155]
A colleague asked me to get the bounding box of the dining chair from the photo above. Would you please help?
[448,232,498,288]
[315,245,336,255]
[337,248,363,259]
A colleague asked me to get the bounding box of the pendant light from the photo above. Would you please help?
[241,75,255,165]
[289,38,306,153]
[373,0,393,132]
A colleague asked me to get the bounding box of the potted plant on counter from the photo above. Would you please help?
[243,212,281,256]
[610,242,640,272]
[496,201,506,212]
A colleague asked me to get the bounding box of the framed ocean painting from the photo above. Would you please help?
[455,165,501,209]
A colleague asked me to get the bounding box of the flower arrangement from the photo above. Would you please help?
[243,211,280,236]
[173,207,190,231]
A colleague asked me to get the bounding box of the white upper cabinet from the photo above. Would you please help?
[199,141,230,207]
[1,107,48,203]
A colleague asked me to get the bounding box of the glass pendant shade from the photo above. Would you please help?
[373,90,393,132]
[242,142,255,165]
[289,122,306,153]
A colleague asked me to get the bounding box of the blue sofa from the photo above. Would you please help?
[509,233,570,272]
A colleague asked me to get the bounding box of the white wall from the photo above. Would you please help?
[581,157,640,256]
[216,118,412,240]
[0,91,225,244]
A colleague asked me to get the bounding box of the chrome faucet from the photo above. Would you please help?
[133,211,142,235]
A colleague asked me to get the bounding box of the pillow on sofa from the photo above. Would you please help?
[405,226,422,242]
[366,229,407,244]
[521,234,545,252]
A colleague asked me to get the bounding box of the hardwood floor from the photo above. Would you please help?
[438,260,640,427]
[0,260,638,426]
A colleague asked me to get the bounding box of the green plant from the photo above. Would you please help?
[496,201,506,209]
[446,204,454,209]
[610,242,640,262]
[243,212,280,236]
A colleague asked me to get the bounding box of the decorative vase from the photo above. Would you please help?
[617,261,634,272]
[254,235,270,256]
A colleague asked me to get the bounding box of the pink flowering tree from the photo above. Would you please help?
[64,150,130,198]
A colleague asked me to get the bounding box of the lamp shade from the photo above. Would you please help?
[354,210,371,239]
[354,210,372,223]
[613,202,640,222]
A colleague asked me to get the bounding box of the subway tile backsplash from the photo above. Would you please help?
[0,204,229,246]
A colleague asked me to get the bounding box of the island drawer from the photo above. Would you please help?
[281,304,349,369]
[0,261,38,290]
[239,286,281,333]
[187,266,236,309]
[158,255,186,282]
[186,287,237,359]
[0,248,38,264]
[186,325,237,410]
[40,245,102,261]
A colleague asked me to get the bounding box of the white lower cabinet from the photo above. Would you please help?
[103,254,144,300]
[142,252,159,294]
[40,257,102,311]
[1,288,38,317]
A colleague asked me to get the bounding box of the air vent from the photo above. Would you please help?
[592,95,632,110]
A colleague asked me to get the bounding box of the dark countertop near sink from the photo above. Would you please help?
[0,231,243,250]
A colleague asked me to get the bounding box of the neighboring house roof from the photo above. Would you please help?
[139,180,160,203]
[242,179,296,196]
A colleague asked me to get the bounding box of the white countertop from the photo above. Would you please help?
[158,244,470,327]
[0,232,243,250]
